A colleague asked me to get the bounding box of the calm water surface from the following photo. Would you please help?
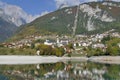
[0,61,120,80]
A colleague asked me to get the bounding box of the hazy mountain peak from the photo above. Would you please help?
[0,1,39,26]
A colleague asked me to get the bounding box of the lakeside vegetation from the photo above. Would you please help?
[0,44,66,57]
[36,44,65,57]
[87,37,120,57]
[0,48,36,55]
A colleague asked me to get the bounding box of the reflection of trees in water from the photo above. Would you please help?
[0,65,35,80]
[0,62,120,80]
[71,62,106,80]
[103,64,120,79]
[67,62,120,80]
[0,62,65,80]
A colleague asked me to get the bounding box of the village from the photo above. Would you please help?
[1,29,120,56]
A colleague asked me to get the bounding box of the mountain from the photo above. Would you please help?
[0,1,39,42]
[10,1,120,41]
[0,1,38,26]
[0,17,17,42]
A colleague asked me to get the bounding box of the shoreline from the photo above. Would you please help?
[0,55,120,65]
[88,56,120,65]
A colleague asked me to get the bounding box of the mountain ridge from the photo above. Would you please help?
[7,1,120,41]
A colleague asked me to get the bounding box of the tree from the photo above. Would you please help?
[36,44,65,56]
[66,43,74,49]
[106,38,120,56]
[31,43,35,49]
[101,35,111,44]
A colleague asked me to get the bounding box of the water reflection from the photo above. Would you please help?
[0,61,120,80]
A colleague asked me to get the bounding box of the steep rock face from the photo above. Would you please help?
[76,1,120,34]
[79,3,115,31]
[10,1,120,41]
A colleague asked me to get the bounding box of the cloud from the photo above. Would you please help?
[28,11,50,22]
[0,1,40,26]
[40,11,49,16]
[0,1,51,26]
[81,0,97,2]
[26,11,50,23]
[54,0,80,8]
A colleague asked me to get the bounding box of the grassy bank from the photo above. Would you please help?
[0,48,36,55]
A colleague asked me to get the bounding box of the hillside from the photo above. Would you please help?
[10,1,120,41]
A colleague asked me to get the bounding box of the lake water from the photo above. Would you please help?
[0,61,120,80]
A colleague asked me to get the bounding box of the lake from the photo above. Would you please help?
[0,60,120,80]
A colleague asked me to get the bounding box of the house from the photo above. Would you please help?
[44,40,54,46]
[78,43,82,46]
[73,43,77,47]
[57,38,69,47]
[111,32,120,38]
[118,43,120,48]
[92,43,105,49]
[82,42,88,47]
[60,39,69,45]
[35,36,41,40]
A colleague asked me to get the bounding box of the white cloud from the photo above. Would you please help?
[40,11,49,16]
[26,15,40,23]
[28,11,50,22]
[22,11,50,23]
[0,1,40,26]
[0,1,52,25]
[82,0,97,2]
[55,0,80,8]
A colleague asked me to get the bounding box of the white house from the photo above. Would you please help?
[118,43,120,48]
[57,38,69,47]
[44,40,54,46]
[82,42,88,47]
[92,43,105,48]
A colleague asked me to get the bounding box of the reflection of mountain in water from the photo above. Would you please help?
[0,61,120,80]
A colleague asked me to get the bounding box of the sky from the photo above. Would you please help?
[0,0,119,16]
